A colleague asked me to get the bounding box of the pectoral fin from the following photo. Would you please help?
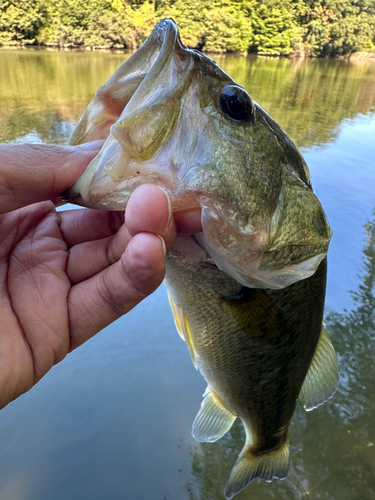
[168,293,185,340]
[224,439,290,499]
[167,293,197,368]
[192,387,236,443]
[299,326,339,411]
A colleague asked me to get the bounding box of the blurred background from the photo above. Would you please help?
[0,3,375,499]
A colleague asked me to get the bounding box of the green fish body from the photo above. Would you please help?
[166,238,337,498]
[64,19,339,498]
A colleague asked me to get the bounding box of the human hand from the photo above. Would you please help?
[0,142,182,409]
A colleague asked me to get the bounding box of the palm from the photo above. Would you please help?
[0,185,173,409]
[1,202,70,405]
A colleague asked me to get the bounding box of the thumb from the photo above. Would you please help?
[0,141,103,213]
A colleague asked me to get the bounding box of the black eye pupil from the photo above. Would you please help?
[226,95,243,115]
[220,85,252,122]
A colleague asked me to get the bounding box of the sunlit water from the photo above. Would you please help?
[0,50,374,500]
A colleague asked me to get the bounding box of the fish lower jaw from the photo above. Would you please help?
[171,235,218,269]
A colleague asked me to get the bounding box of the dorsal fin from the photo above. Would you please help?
[299,326,339,411]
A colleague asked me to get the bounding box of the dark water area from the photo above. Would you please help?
[0,50,374,500]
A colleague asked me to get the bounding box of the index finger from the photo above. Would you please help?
[58,209,124,248]
[0,141,102,213]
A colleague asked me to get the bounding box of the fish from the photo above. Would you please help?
[63,18,339,499]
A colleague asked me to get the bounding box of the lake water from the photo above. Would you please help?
[0,50,374,500]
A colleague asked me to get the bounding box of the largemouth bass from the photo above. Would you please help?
[64,19,339,498]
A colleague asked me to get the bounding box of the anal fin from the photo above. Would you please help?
[224,439,290,499]
[192,387,236,443]
[299,326,339,411]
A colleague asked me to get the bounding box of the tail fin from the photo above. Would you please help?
[224,440,290,499]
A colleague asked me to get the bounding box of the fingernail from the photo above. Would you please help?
[157,235,167,258]
[157,186,173,231]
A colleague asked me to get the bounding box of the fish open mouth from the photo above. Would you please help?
[63,18,196,210]
[62,18,332,290]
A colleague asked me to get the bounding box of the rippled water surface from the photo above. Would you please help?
[0,50,374,500]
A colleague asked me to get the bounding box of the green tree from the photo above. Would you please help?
[36,0,156,49]
[203,1,253,53]
[158,0,252,52]
[300,0,375,56]
[246,0,303,55]
[157,0,206,49]
[0,0,374,55]
[0,0,46,45]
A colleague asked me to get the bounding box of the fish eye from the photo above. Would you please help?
[219,85,252,122]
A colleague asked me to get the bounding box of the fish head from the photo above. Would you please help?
[64,18,332,289]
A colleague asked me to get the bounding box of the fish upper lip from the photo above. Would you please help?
[64,19,193,204]
[119,19,179,120]
[114,19,192,124]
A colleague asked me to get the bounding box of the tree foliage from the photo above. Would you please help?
[0,0,46,44]
[247,0,303,55]
[299,0,375,55]
[0,0,374,56]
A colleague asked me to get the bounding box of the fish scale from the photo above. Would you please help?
[165,240,333,498]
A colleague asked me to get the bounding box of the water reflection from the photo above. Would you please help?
[0,50,374,499]
[0,51,130,143]
[215,56,375,148]
[0,51,374,147]
[187,212,375,500]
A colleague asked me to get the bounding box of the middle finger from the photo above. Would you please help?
[67,223,132,284]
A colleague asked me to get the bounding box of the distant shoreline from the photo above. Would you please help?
[1,44,375,61]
